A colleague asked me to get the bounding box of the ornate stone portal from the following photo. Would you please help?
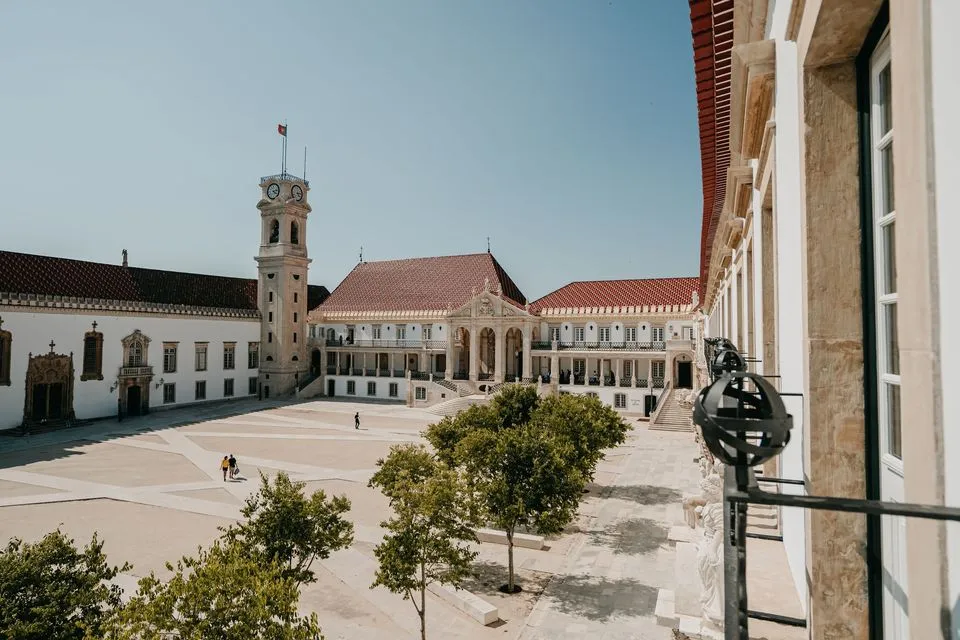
[22,341,75,424]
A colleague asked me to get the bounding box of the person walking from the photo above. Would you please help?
[220,456,229,481]
[354,412,360,430]
[228,454,237,479]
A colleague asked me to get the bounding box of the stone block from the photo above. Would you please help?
[654,588,678,627]
[475,527,545,550]
[669,525,695,544]
[678,615,702,637]
[426,583,499,625]
[674,541,702,617]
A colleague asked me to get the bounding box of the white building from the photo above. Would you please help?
[687,0,960,637]
[0,172,329,431]
[307,253,699,413]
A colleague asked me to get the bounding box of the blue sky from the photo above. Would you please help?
[0,0,700,301]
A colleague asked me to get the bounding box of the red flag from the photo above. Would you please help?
[278,124,287,136]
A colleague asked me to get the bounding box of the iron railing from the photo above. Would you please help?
[529,340,666,351]
[324,338,447,349]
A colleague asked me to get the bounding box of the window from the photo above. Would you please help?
[224,378,234,397]
[163,343,178,373]
[294,292,298,303]
[268,332,273,343]
[127,340,143,366]
[389,383,398,398]
[623,361,632,377]
[291,221,299,245]
[269,219,279,243]
[614,393,626,409]
[223,343,236,370]
[248,343,259,368]
[573,359,585,375]
[81,324,103,381]
[367,381,376,396]
[396,325,407,340]
[652,361,665,378]
[195,343,208,371]
[293,312,298,323]
[0,321,11,386]
[682,326,693,340]
[195,380,206,400]
[163,383,176,404]
[598,327,611,342]
[574,326,585,342]
[422,325,432,340]
[625,327,637,342]
[415,386,426,401]
[651,326,665,343]
[347,380,356,395]
[372,325,381,340]
[586,391,598,398]
[269,291,274,302]
[549,326,560,341]
[293,332,297,344]
[249,377,258,395]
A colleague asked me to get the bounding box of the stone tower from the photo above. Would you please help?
[255,173,311,398]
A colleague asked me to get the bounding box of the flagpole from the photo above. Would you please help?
[303,146,307,181]
[283,119,288,177]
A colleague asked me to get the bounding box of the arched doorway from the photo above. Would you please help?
[23,348,75,424]
[454,327,470,379]
[505,327,523,381]
[478,328,495,380]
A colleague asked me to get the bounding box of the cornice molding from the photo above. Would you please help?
[0,292,261,320]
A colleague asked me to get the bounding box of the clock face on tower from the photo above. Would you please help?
[267,183,280,199]
[292,185,303,202]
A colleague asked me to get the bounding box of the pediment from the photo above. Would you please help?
[447,291,529,319]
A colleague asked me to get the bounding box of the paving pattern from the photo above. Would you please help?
[0,398,703,639]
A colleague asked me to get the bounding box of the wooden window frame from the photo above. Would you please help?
[80,325,104,381]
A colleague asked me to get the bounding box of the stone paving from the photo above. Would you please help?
[0,398,706,639]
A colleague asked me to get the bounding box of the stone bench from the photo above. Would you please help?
[427,583,499,625]
[475,527,545,550]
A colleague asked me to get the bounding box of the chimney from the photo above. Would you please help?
[122,249,128,267]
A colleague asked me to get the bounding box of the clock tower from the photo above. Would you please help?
[255,172,311,398]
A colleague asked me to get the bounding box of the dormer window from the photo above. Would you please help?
[269,220,280,243]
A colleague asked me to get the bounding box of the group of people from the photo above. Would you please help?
[220,454,242,481]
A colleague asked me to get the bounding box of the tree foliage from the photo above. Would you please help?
[101,539,322,640]
[369,444,478,640]
[0,529,130,640]
[221,471,354,587]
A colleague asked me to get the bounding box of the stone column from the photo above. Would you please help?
[647,360,653,388]
[445,338,453,379]
[550,354,559,381]
[522,328,531,381]
[616,358,622,386]
[494,329,504,382]
[336,351,340,374]
[390,352,395,377]
[469,330,478,382]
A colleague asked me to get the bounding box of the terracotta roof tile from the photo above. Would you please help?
[529,277,699,313]
[0,250,328,312]
[315,253,526,314]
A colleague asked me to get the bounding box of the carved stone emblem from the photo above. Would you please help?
[478,296,494,316]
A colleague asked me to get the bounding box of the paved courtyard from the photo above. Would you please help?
[0,398,706,639]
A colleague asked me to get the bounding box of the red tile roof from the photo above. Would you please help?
[314,253,527,315]
[529,277,700,313]
[689,0,734,299]
[0,250,328,312]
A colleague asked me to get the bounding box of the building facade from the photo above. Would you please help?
[688,0,959,637]
[307,255,699,412]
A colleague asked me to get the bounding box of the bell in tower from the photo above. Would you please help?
[254,172,312,398]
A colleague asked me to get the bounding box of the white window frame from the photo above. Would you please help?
[389,382,399,398]
[682,326,693,340]
[346,380,356,395]
[372,325,382,340]
[651,361,665,379]
[367,381,376,396]
[163,383,176,404]
[614,393,626,409]
[549,326,561,341]
[223,344,236,370]
[163,345,177,374]
[651,326,665,343]
[598,327,611,342]
[573,326,585,342]
[422,325,432,340]
[195,344,207,372]
[415,386,426,400]
[395,325,407,341]
[624,327,637,342]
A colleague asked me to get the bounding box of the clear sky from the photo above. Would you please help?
[0,0,700,301]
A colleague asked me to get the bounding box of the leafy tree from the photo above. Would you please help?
[488,384,540,431]
[459,424,585,593]
[221,471,353,587]
[101,539,323,640]
[423,403,499,466]
[0,529,130,640]
[369,444,478,640]
[531,393,630,482]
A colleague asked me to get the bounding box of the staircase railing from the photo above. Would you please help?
[649,380,673,424]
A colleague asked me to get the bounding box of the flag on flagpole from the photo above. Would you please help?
[278,123,287,136]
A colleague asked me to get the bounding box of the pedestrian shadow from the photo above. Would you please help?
[586,518,669,555]
[597,484,683,505]
[544,573,659,620]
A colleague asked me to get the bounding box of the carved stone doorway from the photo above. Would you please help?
[23,348,75,424]
[126,386,143,417]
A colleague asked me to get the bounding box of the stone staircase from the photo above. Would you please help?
[650,389,693,432]
[434,378,470,397]
[425,394,490,417]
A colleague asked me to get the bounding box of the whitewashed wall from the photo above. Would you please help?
[325,375,406,401]
[0,310,260,429]
[931,0,960,618]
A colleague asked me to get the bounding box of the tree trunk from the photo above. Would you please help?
[420,563,427,640]
[507,528,515,592]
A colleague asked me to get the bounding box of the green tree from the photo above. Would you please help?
[369,444,478,640]
[221,471,353,587]
[101,539,323,640]
[423,403,499,466]
[0,529,130,640]
[459,424,585,593]
[531,393,630,482]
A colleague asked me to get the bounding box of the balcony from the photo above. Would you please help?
[325,338,447,350]
[530,341,666,352]
[119,365,154,378]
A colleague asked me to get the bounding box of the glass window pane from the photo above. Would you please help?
[887,383,901,459]
[878,63,893,136]
[880,142,895,214]
[881,220,897,294]
[885,302,899,375]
